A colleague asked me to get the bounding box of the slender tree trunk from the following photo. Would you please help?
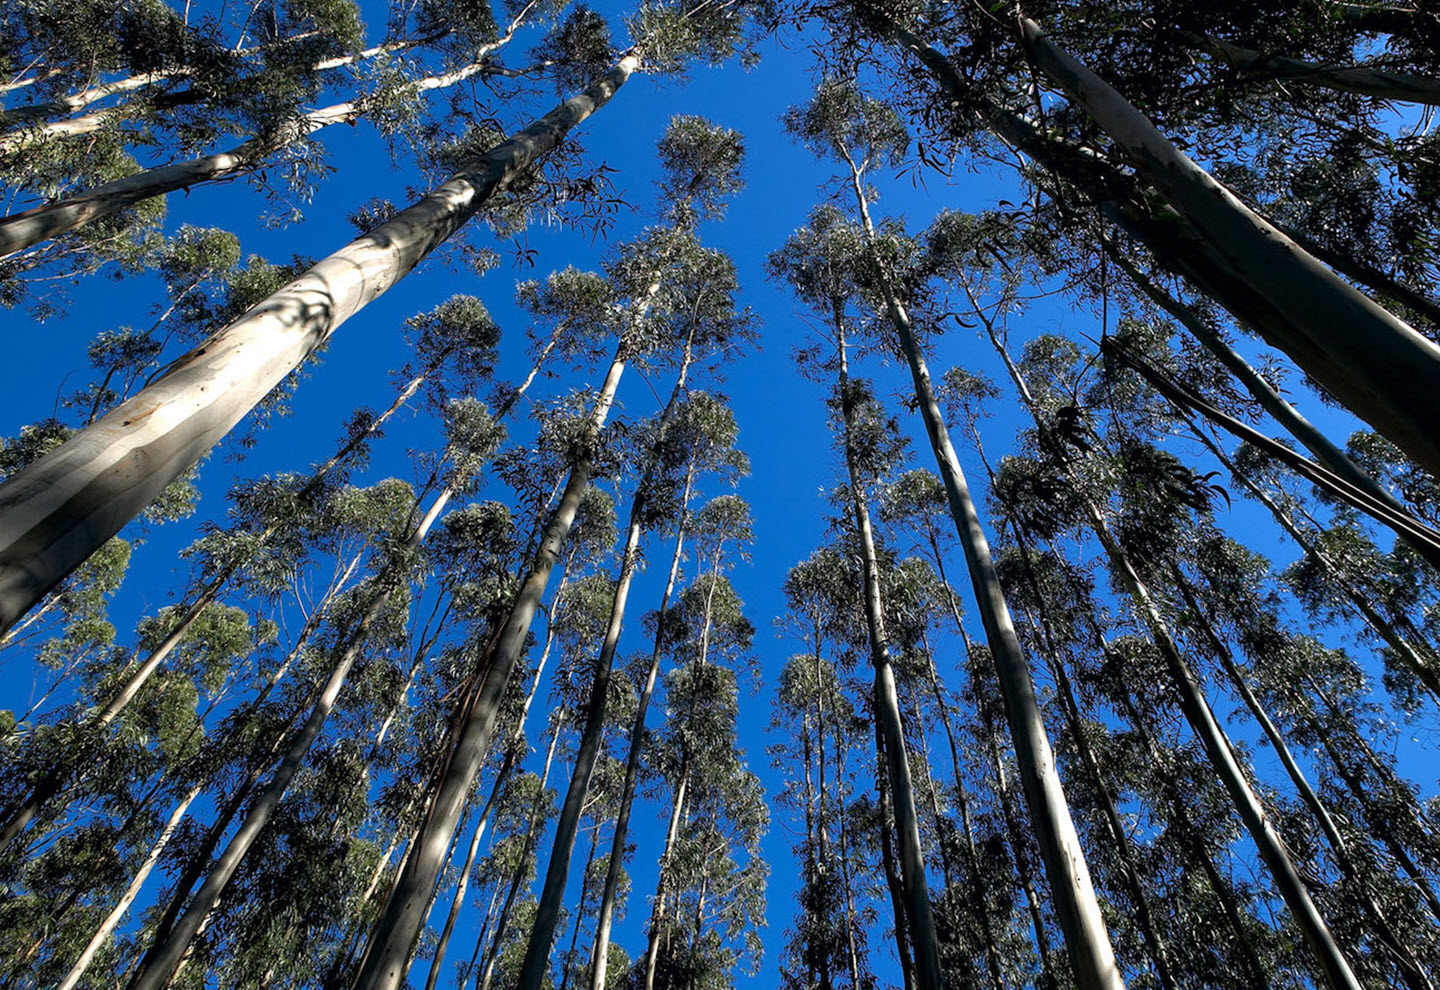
[829,304,947,990]
[1194,33,1440,105]
[0,54,639,635]
[53,784,201,990]
[351,327,634,990]
[477,713,567,990]
[0,20,533,258]
[641,762,688,990]
[0,353,430,847]
[422,585,561,990]
[128,491,450,990]
[875,723,917,990]
[516,332,697,990]
[588,468,695,990]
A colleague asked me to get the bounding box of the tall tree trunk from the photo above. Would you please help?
[53,783,202,990]
[829,305,947,990]
[516,332,697,990]
[875,723,917,990]
[641,762,688,990]
[128,491,451,990]
[0,54,638,635]
[588,467,695,990]
[1102,336,1440,572]
[351,330,635,990]
[839,152,1116,990]
[1019,17,1440,482]
[0,13,536,258]
[421,585,561,990]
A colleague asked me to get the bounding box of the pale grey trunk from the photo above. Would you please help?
[1197,34,1440,105]
[842,155,1117,990]
[128,491,450,990]
[830,310,945,990]
[1020,18,1440,482]
[1113,256,1402,513]
[517,328,695,990]
[1181,415,1440,702]
[55,783,201,990]
[0,54,638,634]
[990,327,1362,990]
[641,765,688,990]
[1087,508,1362,990]
[588,470,694,990]
[349,342,629,990]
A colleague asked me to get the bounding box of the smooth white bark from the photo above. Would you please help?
[0,55,638,635]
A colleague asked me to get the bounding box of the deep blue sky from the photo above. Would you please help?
[2,3,1437,988]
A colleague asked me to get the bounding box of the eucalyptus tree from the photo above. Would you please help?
[589,405,750,990]
[516,116,755,990]
[0,0,566,259]
[770,199,949,989]
[0,292,501,858]
[636,569,766,990]
[784,75,1125,990]
[984,324,1364,990]
[0,34,641,635]
[776,547,881,990]
[351,174,757,990]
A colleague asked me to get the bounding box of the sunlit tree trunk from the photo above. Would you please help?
[53,783,201,990]
[0,54,639,636]
[840,147,1116,990]
[1020,18,1440,482]
[352,319,635,990]
[0,15,536,258]
[1175,568,1433,990]
[516,333,697,990]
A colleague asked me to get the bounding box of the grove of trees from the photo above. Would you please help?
[2,1,1439,989]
